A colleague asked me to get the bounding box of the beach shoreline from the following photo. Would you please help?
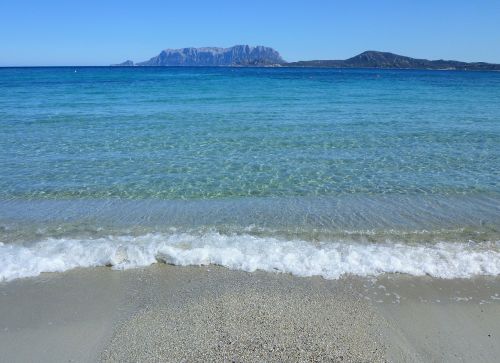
[1,265,499,362]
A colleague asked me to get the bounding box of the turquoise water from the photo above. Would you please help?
[0,67,499,281]
[1,67,499,200]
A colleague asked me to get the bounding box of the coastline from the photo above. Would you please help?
[1,266,499,362]
[1,195,499,283]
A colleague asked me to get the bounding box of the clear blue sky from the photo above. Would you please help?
[1,0,499,66]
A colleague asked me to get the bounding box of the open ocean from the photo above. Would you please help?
[0,66,499,281]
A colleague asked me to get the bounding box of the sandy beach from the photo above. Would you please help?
[1,266,499,362]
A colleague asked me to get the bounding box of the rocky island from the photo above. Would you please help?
[113,45,284,67]
[113,47,500,71]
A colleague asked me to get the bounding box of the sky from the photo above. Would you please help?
[1,0,500,66]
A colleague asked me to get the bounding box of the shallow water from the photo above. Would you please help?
[0,67,499,281]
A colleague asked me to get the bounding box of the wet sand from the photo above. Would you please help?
[0,265,499,362]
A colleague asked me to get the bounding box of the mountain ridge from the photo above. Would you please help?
[113,48,500,70]
[284,50,500,70]
[113,45,284,67]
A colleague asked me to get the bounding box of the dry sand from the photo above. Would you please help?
[0,265,499,362]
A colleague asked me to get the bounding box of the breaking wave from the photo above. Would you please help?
[1,232,499,282]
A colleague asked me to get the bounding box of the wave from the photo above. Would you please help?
[1,232,499,282]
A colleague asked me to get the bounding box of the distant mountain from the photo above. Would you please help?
[284,51,500,71]
[111,60,134,67]
[112,49,500,71]
[114,45,284,67]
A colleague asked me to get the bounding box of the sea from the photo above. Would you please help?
[0,66,499,282]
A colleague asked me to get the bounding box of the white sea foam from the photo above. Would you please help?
[0,233,499,282]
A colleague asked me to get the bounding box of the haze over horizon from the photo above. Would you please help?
[1,0,500,66]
